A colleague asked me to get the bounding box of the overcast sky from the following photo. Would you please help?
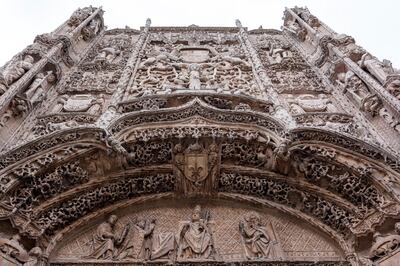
[0,0,399,67]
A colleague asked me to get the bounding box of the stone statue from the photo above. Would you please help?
[23,71,56,106]
[136,219,175,261]
[368,222,400,260]
[386,79,400,100]
[177,205,214,260]
[136,219,156,260]
[282,20,306,41]
[24,247,43,266]
[82,17,102,41]
[0,234,30,263]
[86,215,133,260]
[0,55,35,94]
[358,53,399,85]
[239,212,284,260]
[68,6,96,27]
[338,70,381,115]
[87,94,105,115]
[189,64,201,90]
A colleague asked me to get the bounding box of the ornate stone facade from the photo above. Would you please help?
[0,6,399,266]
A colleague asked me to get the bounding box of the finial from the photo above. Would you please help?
[146,18,151,27]
[235,19,242,28]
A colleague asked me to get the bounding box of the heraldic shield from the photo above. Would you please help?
[173,142,219,195]
[184,149,209,185]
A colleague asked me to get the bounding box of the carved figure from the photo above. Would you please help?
[136,219,156,260]
[24,247,43,266]
[283,20,307,41]
[86,215,133,260]
[189,64,201,90]
[96,47,121,63]
[369,222,400,260]
[136,219,175,261]
[239,212,284,259]
[338,70,381,115]
[23,71,56,106]
[68,6,96,27]
[82,17,102,41]
[177,205,214,260]
[0,234,30,263]
[0,55,34,94]
[358,53,399,85]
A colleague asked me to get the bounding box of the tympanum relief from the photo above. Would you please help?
[52,202,343,264]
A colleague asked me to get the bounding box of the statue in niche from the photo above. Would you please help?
[177,205,215,260]
[0,55,35,95]
[358,53,400,85]
[0,234,43,265]
[337,70,381,115]
[293,7,320,28]
[387,79,400,100]
[0,234,29,263]
[85,215,133,260]
[282,19,307,41]
[82,17,102,41]
[368,222,400,261]
[24,247,43,266]
[23,71,56,106]
[239,212,284,260]
[135,219,175,261]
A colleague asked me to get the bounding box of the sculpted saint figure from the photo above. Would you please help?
[86,215,133,260]
[358,53,398,84]
[239,212,284,260]
[23,71,56,106]
[0,55,34,94]
[136,219,175,261]
[177,205,214,260]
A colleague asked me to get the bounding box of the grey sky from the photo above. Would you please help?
[0,0,399,67]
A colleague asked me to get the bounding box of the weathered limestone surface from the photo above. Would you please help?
[0,6,400,266]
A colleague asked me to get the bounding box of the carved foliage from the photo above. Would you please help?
[35,173,175,235]
[218,172,357,233]
[7,160,89,214]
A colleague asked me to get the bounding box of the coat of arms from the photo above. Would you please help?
[173,142,219,195]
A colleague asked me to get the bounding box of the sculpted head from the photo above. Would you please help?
[395,222,400,234]
[108,215,118,225]
[192,205,202,221]
[24,55,34,64]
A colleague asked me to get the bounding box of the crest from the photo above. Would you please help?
[173,142,219,194]
[184,143,209,184]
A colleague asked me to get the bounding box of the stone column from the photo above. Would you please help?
[235,19,295,129]
[96,18,152,129]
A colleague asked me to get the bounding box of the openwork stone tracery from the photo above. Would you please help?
[0,6,400,266]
